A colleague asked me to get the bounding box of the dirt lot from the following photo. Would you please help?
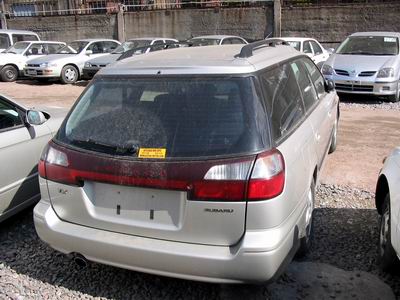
[2,80,399,192]
[1,80,400,299]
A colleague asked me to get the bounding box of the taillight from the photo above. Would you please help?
[39,143,80,186]
[247,149,285,200]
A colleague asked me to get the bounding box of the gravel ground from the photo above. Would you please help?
[0,184,398,299]
[339,94,400,110]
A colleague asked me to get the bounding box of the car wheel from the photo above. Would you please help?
[296,180,315,258]
[61,65,78,84]
[328,116,338,154]
[0,65,18,82]
[378,194,399,272]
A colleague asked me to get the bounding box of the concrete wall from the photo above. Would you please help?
[6,14,118,42]
[282,3,400,47]
[4,6,273,42]
[123,7,274,41]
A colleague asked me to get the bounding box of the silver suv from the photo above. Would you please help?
[34,40,339,283]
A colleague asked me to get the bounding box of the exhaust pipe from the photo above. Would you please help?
[73,253,88,268]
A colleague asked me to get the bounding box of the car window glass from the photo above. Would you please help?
[260,63,305,140]
[291,60,318,111]
[221,39,232,45]
[47,43,64,54]
[303,41,313,54]
[12,34,38,43]
[59,76,269,158]
[0,99,23,131]
[0,34,10,49]
[87,42,105,54]
[311,41,323,55]
[302,58,326,99]
[231,38,247,45]
[102,41,118,53]
[26,43,46,55]
[149,40,165,52]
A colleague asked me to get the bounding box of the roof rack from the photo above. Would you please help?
[235,39,289,58]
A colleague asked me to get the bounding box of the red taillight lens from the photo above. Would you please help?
[247,149,285,200]
[190,181,247,201]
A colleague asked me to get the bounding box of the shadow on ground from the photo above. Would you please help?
[0,207,398,299]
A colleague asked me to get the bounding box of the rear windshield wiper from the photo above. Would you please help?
[70,138,139,155]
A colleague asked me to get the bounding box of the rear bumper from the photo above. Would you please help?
[34,200,299,283]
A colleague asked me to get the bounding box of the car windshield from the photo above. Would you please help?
[336,36,399,55]
[57,76,269,159]
[56,41,89,54]
[4,42,30,54]
[286,41,301,51]
[112,40,152,54]
[188,38,220,46]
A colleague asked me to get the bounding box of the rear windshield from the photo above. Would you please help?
[56,76,269,159]
[336,36,399,55]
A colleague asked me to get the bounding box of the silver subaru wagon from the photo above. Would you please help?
[34,40,339,283]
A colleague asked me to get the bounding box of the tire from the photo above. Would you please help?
[0,65,18,82]
[387,94,399,103]
[296,180,315,258]
[328,116,338,154]
[60,65,79,84]
[378,194,399,272]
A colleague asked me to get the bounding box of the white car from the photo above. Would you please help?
[0,41,65,82]
[187,35,248,46]
[0,94,66,222]
[24,39,121,84]
[376,148,400,272]
[274,37,330,67]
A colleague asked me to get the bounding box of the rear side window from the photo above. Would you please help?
[57,76,269,158]
[259,63,305,141]
[302,58,326,99]
[290,60,319,111]
[0,34,10,49]
[12,34,38,43]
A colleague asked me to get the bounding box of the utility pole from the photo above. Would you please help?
[0,0,7,29]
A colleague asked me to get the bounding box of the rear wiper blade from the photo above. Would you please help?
[71,138,139,154]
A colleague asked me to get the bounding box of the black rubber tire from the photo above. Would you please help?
[388,94,400,103]
[0,65,18,82]
[378,194,400,272]
[296,181,315,258]
[60,65,79,84]
[328,116,338,154]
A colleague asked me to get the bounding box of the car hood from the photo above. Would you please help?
[326,54,398,72]
[27,54,79,64]
[87,53,119,65]
[0,53,23,64]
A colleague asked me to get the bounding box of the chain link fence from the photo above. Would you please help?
[282,0,398,7]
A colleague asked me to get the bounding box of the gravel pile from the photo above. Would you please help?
[0,184,398,299]
[339,96,400,110]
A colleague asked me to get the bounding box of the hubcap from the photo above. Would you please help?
[65,68,76,82]
[380,208,390,255]
[5,69,16,80]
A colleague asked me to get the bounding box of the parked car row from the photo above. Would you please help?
[0,31,249,84]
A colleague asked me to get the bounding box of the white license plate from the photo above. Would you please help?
[27,70,37,75]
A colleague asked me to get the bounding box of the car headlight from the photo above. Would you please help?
[377,67,395,78]
[40,62,57,68]
[322,64,334,76]
[84,62,92,68]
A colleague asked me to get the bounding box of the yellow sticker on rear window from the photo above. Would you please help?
[138,148,166,159]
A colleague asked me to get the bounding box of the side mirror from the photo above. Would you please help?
[325,79,335,93]
[26,110,47,125]
[85,50,93,56]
